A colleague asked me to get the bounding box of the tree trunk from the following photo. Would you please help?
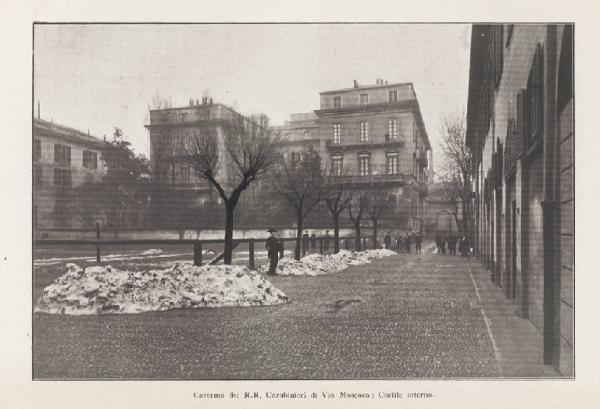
[223,200,234,264]
[333,213,340,253]
[372,217,378,249]
[295,208,303,260]
[354,221,362,251]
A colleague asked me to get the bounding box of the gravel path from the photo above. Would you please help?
[33,250,498,379]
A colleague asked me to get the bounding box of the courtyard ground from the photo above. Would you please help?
[32,246,557,379]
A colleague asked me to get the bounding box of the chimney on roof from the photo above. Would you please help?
[196,99,199,105]
[209,97,213,105]
[353,79,358,88]
[189,99,193,106]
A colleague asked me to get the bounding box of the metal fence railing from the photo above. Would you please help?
[34,235,377,270]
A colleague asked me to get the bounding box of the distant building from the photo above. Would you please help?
[423,182,461,235]
[466,24,573,375]
[34,118,106,230]
[282,79,432,231]
[145,99,243,206]
[279,112,321,162]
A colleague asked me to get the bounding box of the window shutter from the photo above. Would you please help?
[516,90,525,158]
[494,25,504,88]
[526,44,544,150]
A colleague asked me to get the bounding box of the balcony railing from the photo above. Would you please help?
[328,165,405,185]
[326,138,404,150]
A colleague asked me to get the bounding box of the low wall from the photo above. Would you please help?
[36,227,358,241]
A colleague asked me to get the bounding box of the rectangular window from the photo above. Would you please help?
[333,123,341,143]
[82,150,98,169]
[53,168,71,188]
[360,94,369,105]
[387,119,398,140]
[386,153,399,174]
[34,165,42,185]
[54,144,71,166]
[360,121,369,142]
[331,156,343,176]
[34,139,42,161]
[180,166,190,183]
[333,96,341,108]
[389,90,398,102]
[291,152,301,164]
[526,44,544,151]
[358,155,370,176]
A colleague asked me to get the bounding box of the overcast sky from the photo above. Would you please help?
[34,24,471,171]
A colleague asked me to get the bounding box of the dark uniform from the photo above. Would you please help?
[384,234,391,249]
[266,235,280,275]
[415,233,422,254]
[302,232,309,256]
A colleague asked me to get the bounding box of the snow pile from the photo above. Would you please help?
[141,248,163,255]
[35,262,289,315]
[260,249,398,276]
[258,257,320,276]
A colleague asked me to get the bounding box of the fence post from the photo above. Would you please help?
[96,222,101,263]
[345,238,349,250]
[194,241,203,266]
[362,237,367,251]
[249,238,255,270]
[319,238,324,254]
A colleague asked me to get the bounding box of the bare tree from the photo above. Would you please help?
[348,191,368,251]
[364,188,396,249]
[438,111,472,236]
[323,164,352,253]
[188,113,281,264]
[272,147,324,260]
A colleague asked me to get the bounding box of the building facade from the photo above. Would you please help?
[33,118,106,231]
[282,79,431,231]
[466,24,573,375]
[423,182,461,236]
[146,99,240,200]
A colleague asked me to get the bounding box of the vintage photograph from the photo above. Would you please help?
[32,23,574,380]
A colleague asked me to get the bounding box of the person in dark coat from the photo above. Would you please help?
[302,231,310,256]
[266,228,280,275]
[440,236,447,254]
[435,234,442,254]
[384,233,391,249]
[310,231,317,253]
[323,230,331,253]
[448,234,457,255]
[405,231,412,253]
[415,233,422,254]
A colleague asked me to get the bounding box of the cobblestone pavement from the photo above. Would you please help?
[33,249,499,379]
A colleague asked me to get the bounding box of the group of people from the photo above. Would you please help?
[302,230,332,256]
[266,228,335,275]
[383,231,422,254]
[435,233,470,256]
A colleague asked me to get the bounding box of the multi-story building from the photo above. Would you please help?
[283,79,431,230]
[466,24,573,375]
[146,99,242,206]
[33,117,106,230]
[279,112,321,162]
[423,182,461,235]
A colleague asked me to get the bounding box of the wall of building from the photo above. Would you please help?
[319,83,415,109]
[468,24,574,375]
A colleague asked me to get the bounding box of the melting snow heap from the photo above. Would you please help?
[260,249,397,276]
[36,263,289,315]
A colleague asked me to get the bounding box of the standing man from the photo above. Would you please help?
[323,230,331,253]
[384,232,391,249]
[310,231,317,253]
[405,231,412,253]
[435,233,442,254]
[302,230,310,256]
[415,232,422,254]
[266,228,280,275]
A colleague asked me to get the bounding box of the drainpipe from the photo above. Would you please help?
[542,25,559,366]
